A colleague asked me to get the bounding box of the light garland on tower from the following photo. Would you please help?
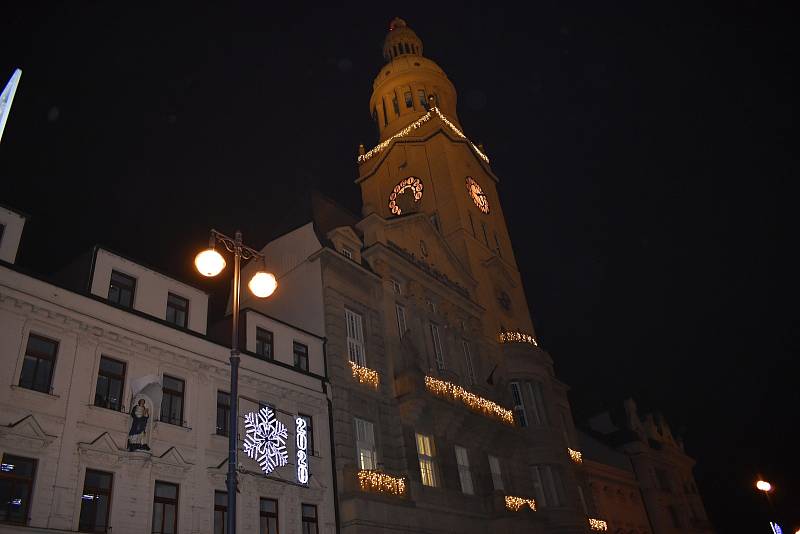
[589,518,608,531]
[350,361,379,388]
[357,107,490,164]
[357,470,407,496]
[424,376,514,424]
[504,495,537,512]
[497,330,538,347]
[568,448,583,464]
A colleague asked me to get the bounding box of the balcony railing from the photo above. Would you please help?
[498,330,538,347]
[350,361,379,388]
[357,470,406,497]
[504,495,537,511]
[424,376,514,424]
[589,518,608,531]
[568,448,583,464]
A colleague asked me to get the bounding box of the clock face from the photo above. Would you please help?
[466,177,489,214]
[388,177,423,215]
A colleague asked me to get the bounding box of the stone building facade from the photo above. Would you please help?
[0,226,336,533]
[239,19,606,534]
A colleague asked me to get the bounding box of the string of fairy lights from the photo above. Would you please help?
[589,518,608,531]
[504,495,537,512]
[357,470,406,496]
[357,107,490,164]
[568,448,583,464]
[497,330,539,347]
[350,361,379,388]
[424,376,514,424]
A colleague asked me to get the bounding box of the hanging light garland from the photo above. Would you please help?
[358,469,406,496]
[589,518,608,531]
[497,330,538,347]
[424,376,514,424]
[357,107,490,164]
[350,361,379,388]
[504,495,537,511]
[568,448,583,464]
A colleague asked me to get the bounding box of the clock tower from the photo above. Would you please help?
[357,18,536,342]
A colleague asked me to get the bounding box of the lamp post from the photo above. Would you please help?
[195,229,277,534]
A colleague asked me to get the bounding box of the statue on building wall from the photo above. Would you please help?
[128,398,151,451]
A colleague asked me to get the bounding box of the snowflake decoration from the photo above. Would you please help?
[243,406,288,475]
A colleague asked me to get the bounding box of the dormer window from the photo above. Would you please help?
[108,270,136,309]
[166,293,189,328]
[341,247,353,260]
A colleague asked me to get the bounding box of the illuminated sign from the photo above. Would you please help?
[243,406,288,475]
[296,417,309,484]
[770,522,783,534]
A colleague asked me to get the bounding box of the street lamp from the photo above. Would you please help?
[195,229,276,534]
[757,480,773,493]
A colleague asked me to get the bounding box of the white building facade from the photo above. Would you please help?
[0,238,336,533]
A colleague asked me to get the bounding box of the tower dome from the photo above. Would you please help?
[369,18,461,141]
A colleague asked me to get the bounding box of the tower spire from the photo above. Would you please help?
[383,17,424,62]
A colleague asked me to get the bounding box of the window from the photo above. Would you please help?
[527,381,548,425]
[301,504,318,534]
[429,212,441,232]
[214,491,227,534]
[19,333,58,393]
[468,212,476,237]
[481,222,489,247]
[531,466,563,508]
[494,232,503,258]
[160,375,185,426]
[345,309,366,366]
[340,246,353,259]
[462,341,476,385]
[454,446,473,494]
[417,89,427,108]
[293,342,309,372]
[430,324,445,370]
[255,328,273,360]
[299,414,314,455]
[152,481,178,534]
[404,91,413,108]
[395,304,407,338]
[79,469,113,533]
[354,418,376,470]
[559,412,571,447]
[216,391,230,436]
[488,455,503,491]
[577,486,588,514]
[0,454,37,525]
[510,382,527,427]
[416,433,437,487]
[0,223,4,246]
[382,98,388,126]
[108,270,136,308]
[94,356,126,411]
[165,293,188,328]
[390,278,402,295]
[655,468,672,493]
[259,498,278,534]
[392,94,399,116]
[668,505,682,528]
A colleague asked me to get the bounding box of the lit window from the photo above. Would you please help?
[166,293,189,328]
[454,446,473,494]
[160,375,185,426]
[527,381,548,425]
[94,356,126,411]
[355,418,376,470]
[396,304,407,338]
[152,481,179,534]
[345,309,366,366]
[488,455,503,491]
[293,342,309,372]
[214,491,227,534]
[255,328,273,360]
[216,391,230,436]
[0,454,37,525]
[462,341,476,385]
[416,433,437,487]
[79,469,113,533]
[259,498,278,534]
[510,382,527,427]
[108,270,136,308]
[301,504,318,534]
[430,324,445,371]
[19,333,58,394]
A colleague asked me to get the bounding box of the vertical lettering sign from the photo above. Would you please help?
[296,417,309,484]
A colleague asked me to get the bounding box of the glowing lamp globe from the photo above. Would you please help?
[195,249,226,277]
[756,480,772,492]
[248,271,277,298]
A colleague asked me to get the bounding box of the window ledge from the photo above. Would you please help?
[87,404,129,418]
[10,385,60,399]
[155,421,192,432]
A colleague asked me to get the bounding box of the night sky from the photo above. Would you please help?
[2,3,796,531]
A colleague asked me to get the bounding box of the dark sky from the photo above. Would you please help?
[2,2,797,531]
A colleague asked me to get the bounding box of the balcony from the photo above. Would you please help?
[349,361,379,389]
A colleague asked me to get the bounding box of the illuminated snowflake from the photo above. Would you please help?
[243,406,288,475]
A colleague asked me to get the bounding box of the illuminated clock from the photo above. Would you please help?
[388,176,423,215]
[466,177,489,214]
